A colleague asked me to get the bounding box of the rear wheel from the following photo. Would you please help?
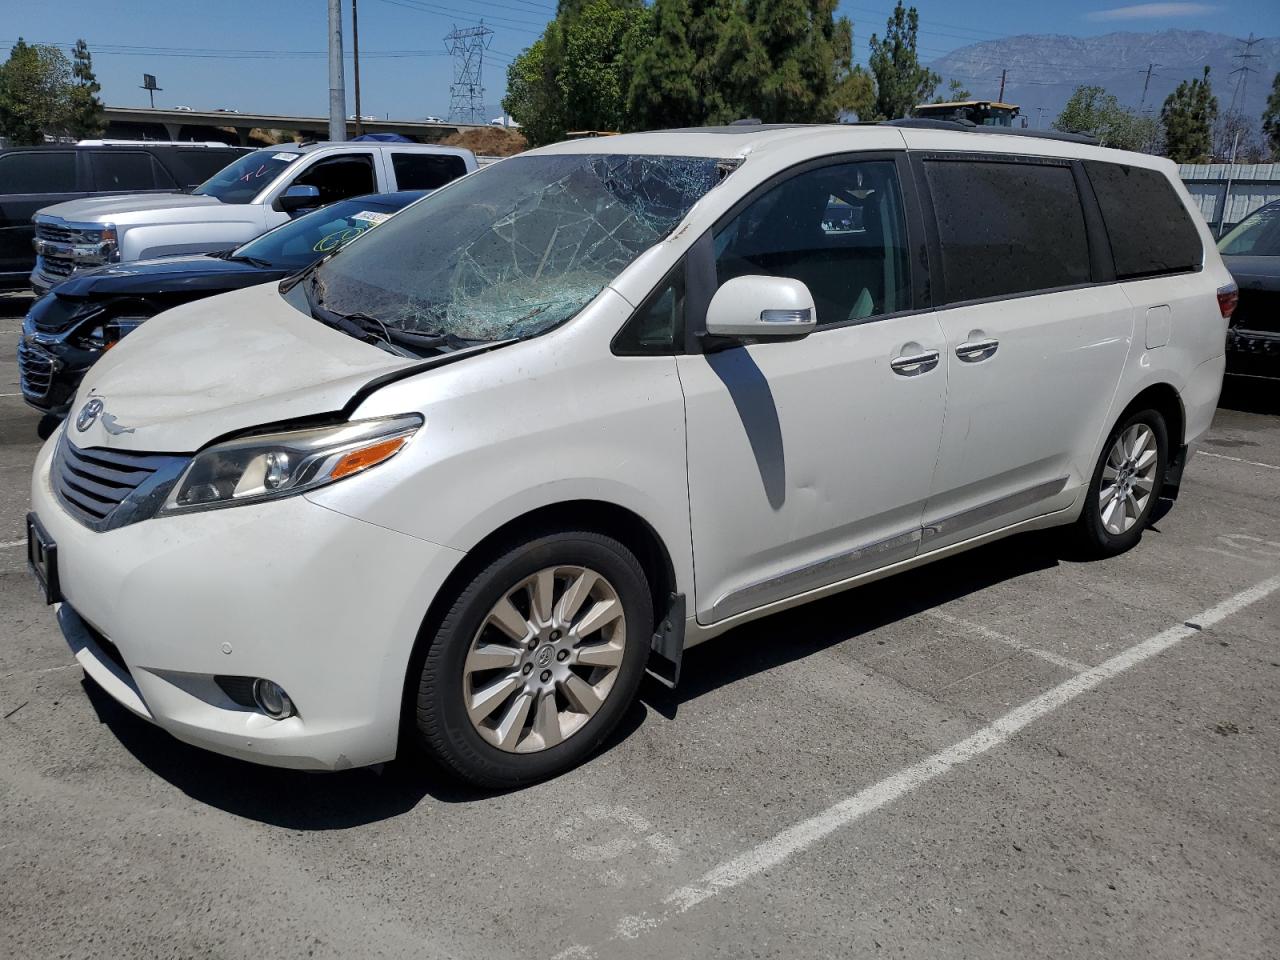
[414,530,652,788]
[1074,408,1167,557]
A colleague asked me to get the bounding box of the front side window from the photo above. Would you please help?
[192,149,299,204]
[614,267,685,355]
[293,154,376,205]
[392,152,467,190]
[714,159,910,326]
[924,158,1091,304]
[0,151,75,194]
[1085,160,1202,278]
[1218,200,1280,258]
[305,153,723,344]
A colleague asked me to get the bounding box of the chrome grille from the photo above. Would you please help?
[53,439,182,528]
[37,255,74,279]
[34,222,79,244]
[17,340,56,399]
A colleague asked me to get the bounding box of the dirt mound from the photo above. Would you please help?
[441,126,527,157]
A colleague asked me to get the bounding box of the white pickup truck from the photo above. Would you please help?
[30,140,476,294]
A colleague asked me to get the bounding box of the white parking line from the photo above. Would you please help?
[554,574,1280,957]
[924,609,1089,673]
[1199,451,1280,471]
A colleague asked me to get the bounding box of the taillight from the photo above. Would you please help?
[1217,282,1238,320]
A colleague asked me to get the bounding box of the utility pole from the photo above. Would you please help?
[1138,62,1161,112]
[1035,105,1044,129]
[352,0,363,137]
[997,68,1007,102]
[327,0,346,142]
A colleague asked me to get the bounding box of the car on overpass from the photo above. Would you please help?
[29,141,476,294]
[18,191,427,433]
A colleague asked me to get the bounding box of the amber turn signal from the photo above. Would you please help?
[330,435,410,480]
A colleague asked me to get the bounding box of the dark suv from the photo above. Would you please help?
[0,141,250,290]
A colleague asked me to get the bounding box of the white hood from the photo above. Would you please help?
[41,192,237,225]
[69,282,416,452]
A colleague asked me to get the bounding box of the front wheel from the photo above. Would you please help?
[414,530,653,788]
[1074,409,1168,557]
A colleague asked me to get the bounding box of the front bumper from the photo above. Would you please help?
[18,312,96,418]
[30,435,465,770]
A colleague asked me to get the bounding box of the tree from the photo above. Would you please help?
[1263,72,1280,161]
[504,1,652,145]
[933,79,971,103]
[560,0,652,132]
[503,35,567,147]
[0,38,72,144]
[728,0,854,123]
[628,0,700,129]
[1160,66,1217,163]
[1054,84,1158,152]
[867,2,938,120]
[66,38,104,139]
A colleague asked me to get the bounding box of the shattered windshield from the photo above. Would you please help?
[305,153,724,343]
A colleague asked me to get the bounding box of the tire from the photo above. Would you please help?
[414,530,653,788]
[1074,408,1168,558]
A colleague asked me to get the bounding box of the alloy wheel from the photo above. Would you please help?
[1099,423,1158,536]
[462,565,627,753]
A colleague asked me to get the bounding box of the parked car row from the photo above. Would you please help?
[24,121,1233,788]
[1,140,250,290]
[13,141,478,432]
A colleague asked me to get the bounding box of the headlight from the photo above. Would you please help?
[161,414,422,514]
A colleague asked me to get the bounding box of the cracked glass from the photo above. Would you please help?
[308,153,725,343]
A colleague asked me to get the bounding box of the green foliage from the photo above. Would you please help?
[933,79,971,103]
[1264,73,1280,161]
[0,38,73,145]
[867,2,938,120]
[1054,84,1158,152]
[66,38,104,140]
[1161,66,1217,163]
[560,0,651,132]
[504,0,651,146]
[517,0,858,138]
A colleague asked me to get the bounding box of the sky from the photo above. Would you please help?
[1,0,1278,121]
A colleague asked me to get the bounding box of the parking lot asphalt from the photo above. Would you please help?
[1,291,1277,960]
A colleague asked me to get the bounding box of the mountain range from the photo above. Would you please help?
[928,29,1279,130]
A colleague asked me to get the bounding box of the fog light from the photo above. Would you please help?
[252,678,295,719]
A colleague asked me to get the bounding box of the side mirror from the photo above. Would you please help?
[274,183,320,213]
[705,275,817,341]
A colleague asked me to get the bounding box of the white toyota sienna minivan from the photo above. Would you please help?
[27,123,1234,787]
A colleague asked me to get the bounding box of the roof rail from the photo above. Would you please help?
[884,118,1100,146]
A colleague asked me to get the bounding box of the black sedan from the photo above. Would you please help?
[18,190,426,433]
[1219,197,1280,380]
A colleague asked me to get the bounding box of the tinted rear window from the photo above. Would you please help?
[160,148,247,188]
[1084,161,1202,280]
[924,158,1091,304]
[91,151,171,191]
[0,151,76,194]
[391,152,468,190]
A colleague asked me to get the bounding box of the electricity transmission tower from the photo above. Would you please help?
[1137,62,1161,112]
[444,22,493,124]
[1227,33,1261,117]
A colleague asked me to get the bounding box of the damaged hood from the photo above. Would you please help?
[69,282,417,452]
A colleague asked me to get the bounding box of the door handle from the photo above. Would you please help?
[889,350,940,376]
[955,338,999,362]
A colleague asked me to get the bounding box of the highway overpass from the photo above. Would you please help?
[102,106,495,145]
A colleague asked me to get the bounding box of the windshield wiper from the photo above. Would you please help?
[225,253,275,268]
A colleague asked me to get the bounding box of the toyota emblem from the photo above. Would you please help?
[76,398,104,432]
